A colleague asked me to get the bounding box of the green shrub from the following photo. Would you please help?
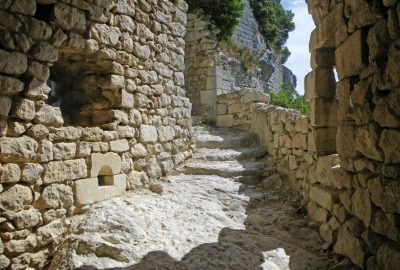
[187,0,244,41]
[269,87,310,115]
[249,0,295,58]
[280,46,291,64]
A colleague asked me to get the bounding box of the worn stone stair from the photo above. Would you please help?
[180,126,268,184]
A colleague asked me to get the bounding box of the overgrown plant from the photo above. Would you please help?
[186,0,244,41]
[249,0,295,61]
[218,40,259,74]
[269,87,310,115]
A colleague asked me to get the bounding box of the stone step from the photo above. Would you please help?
[192,147,267,161]
[193,126,259,149]
[181,160,266,179]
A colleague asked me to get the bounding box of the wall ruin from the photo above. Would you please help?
[0,0,192,268]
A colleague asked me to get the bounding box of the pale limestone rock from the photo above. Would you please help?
[10,0,36,16]
[307,201,329,223]
[368,176,400,214]
[25,78,51,100]
[0,49,27,75]
[0,255,10,269]
[74,174,126,206]
[0,74,24,95]
[36,184,74,209]
[216,115,233,128]
[91,24,121,46]
[0,96,12,117]
[379,129,400,163]
[11,208,41,229]
[0,163,21,183]
[30,42,58,62]
[53,143,77,161]
[160,159,174,175]
[139,125,158,143]
[371,211,400,242]
[355,124,383,161]
[35,104,64,127]
[13,99,35,121]
[376,242,400,270]
[351,188,372,227]
[43,159,87,184]
[4,234,37,255]
[158,126,175,142]
[133,43,151,59]
[27,17,53,41]
[36,220,64,246]
[114,0,136,16]
[0,136,38,162]
[109,139,129,153]
[54,3,86,33]
[131,143,148,158]
[90,152,121,177]
[147,157,161,178]
[0,184,32,211]
[21,163,43,184]
[38,140,53,163]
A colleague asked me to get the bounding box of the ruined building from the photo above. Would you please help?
[0,0,399,269]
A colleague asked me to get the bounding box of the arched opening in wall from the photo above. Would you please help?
[97,166,114,186]
[45,56,103,126]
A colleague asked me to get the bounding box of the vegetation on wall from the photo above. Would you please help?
[249,0,295,62]
[269,87,310,115]
[186,0,244,40]
[218,40,259,74]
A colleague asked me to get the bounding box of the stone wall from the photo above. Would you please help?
[304,0,400,268]
[215,88,270,130]
[0,0,192,268]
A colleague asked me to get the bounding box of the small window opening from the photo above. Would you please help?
[34,4,54,22]
[97,175,114,186]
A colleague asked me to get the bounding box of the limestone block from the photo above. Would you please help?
[217,104,227,115]
[216,114,233,128]
[21,163,43,184]
[161,159,174,175]
[335,30,365,80]
[243,89,270,103]
[90,23,121,46]
[334,219,369,268]
[309,127,337,155]
[0,184,32,211]
[35,104,64,127]
[131,143,148,158]
[311,48,335,68]
[109,139,129,153]
[309,185,338,211]
[379,129,400,163]
[158,126,175,142]
[50,127,82,142]
[43,159,87,184]
[351,188,372,227]
[75,174,126,206]
[228,103,242,114]
[25,78,51,100]
[310,98,338,127]
[10,0,36,16]
[139,125,158,143]
[355,124,383,161]
[36,219,64,246]
[90,152,121,177]
[319,222,334,243]
[54,3,86,34]
[30,42,58,62]
[371,211,400,242]
[0,74,24,96]
[53,142,77,161]
[114,0,136,16]
[36,184,74,209]
[0,96,12,117]
[294,116,309,134]
[376,242,400,270]
[13,99,35,121]
[11,208,40,229]
[291,133,307,150]
[0,136,38,162]
[344,0,378,28]
[4,234,37,255]
[0,49,27,75]
[146,157,161,178]
[307,201,329,223]
[38,140,53,163]
[200,90,215,105]
[133,43,150,59]
[368,176,400,214]
[27,17,53,41]
[327,165,352,189]
[0,163,21,183]
[304,68,336,100]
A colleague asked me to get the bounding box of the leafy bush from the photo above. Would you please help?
[249,0,295,50]
[280,46,291,64]
[187,0,244,41]
[218,40,259,74]
[269,87,310,115]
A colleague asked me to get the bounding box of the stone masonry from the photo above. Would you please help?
[0,0,192,268]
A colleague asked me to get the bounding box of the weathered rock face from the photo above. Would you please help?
[0,0,192,268]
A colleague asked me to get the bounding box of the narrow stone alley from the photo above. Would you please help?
[49,126,346,270]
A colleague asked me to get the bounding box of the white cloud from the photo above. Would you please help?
[282,0,314,95]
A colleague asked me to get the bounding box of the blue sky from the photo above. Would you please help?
[282,0,314,95]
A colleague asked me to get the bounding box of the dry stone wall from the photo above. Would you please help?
[0,0,192,268]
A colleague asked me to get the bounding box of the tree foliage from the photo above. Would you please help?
[269,87,310,115]
[187,0,244,40]
[249,0,295,52]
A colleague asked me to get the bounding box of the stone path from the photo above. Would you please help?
[50,126,341,270]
